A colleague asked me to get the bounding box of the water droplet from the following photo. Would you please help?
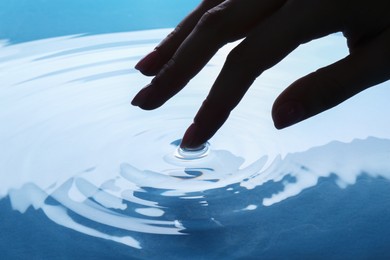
[175,142,210,160]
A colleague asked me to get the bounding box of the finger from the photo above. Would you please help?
[272,26,390,129]
[135,0,225,76]
[181,0,345,148]
[132,0,286,109]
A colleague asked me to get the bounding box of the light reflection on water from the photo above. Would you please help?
[1,29,390,255]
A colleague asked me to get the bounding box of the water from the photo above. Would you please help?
[2,7,390,260]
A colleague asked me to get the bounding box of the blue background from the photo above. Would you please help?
[0,0,199,43]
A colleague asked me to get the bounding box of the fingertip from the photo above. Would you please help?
[180,124,197,148]
[180,124,208,149]
[272,100,306,129]
[131,84,153,107]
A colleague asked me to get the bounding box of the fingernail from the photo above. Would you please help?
[135,50,160,72]
[131,84,153,107]
[273,101,305,129]
[180,124,199,149]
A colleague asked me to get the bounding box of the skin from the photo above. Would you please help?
[132,0,390,149]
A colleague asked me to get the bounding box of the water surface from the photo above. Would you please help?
[1,29,390,259]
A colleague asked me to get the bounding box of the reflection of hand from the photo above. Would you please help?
[132,0,390,148]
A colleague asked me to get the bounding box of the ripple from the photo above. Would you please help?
[174,142,210,160]
[1,29,390,250]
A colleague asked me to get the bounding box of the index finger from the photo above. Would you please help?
[181,0,344,148]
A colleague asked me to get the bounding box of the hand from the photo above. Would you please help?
[132,0,390,148]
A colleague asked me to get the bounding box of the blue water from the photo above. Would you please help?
[2,174,390,259]
[1,1,390,259]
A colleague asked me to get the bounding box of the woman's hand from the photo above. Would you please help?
[132,0,390,148]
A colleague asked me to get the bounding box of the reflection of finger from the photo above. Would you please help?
[132,0,286,109]
[181,0,345,148]
[272,27,390,129]
[135,0,224,76]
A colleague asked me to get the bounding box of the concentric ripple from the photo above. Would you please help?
[1,29,390,250]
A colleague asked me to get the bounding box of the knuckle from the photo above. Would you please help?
[225,48,249,72]
[197,5,225,30]
[152,58,176,84]
[226,47,244,64]
[201,0,224,8]
[197,2,241,42]
[156,25,181,49]
[167,25,182,40]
